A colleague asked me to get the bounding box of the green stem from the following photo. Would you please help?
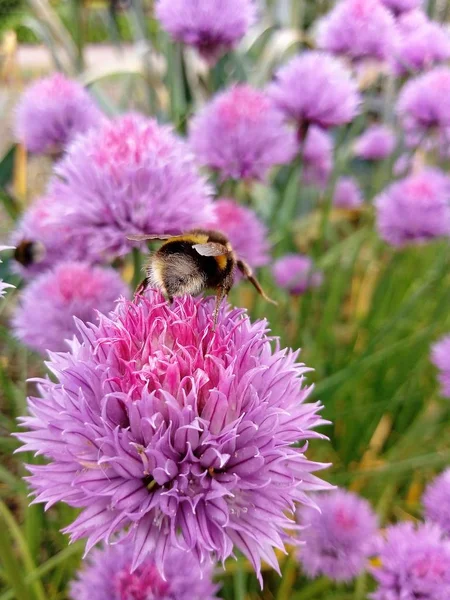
[233,559,247,600]
[291,576,332,600]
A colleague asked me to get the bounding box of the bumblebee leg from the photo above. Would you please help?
[134,277,149,300]
[212,286,227,330]
[236,259,278,306]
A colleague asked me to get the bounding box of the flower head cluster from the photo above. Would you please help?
[333,177,364,209]
[371,522,450,600]
[297,490,378,582]
[317,0,397,63]
[189,85,296,181]
[70,541,219,600]
[391,10,450,76]
[155,0,257,65]
[354,125,396,160]
[397,67,450,141]
[15,73,102,155]
[12,262,128,354]
[380,0,422,15]
[423,469,450,534]
[431,335,450,398]
[269,52,360,133]
[202,198,270,270]
[17,293,330,584]
[0,246,14,299]
[49,114,212,262]
[375,168,450,247]
[272,254,323,295]
[302,127,334,190]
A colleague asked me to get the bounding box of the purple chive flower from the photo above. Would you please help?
[201,198,270,270]
[317,0,397,63]
[0,246,14,299]
[423,469,450,534]
[431,335,450,398]
[302,127,334,190]
[354,125,396,160]
[297,489,378,582]
[268,52,360,135]
[391,10,450,76]
[397,67,450,142]
[371,522,450,600]
[155,0,256,65]
[375,168,450,247]
[69,541,219,600]
[12,262,128,354]
[333,177,364,209]
[15,73,102,155]
[16,293,330,584]
[49,114,212,262]
[189,84,296,181]
[380,0,423,16]
[272,254,323,296]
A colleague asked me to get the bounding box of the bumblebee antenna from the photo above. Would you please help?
[236,259,278,306]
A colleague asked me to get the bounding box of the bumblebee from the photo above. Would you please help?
[13,240,45,267]
[127,229,277,326]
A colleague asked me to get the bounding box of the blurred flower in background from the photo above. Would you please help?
[12,261,128,353]
[302,127,334,190]
[353,124,396,160]
[155,0,256,65]
[272,254,323,296]
[333,176,364,209]
[423,469,450,534]
[297,489,378,582]
[49,114,213,261]
[375,169,450,247]
[70,541,219,600]
[14,73,103,155]
[0,246,14,299]
[189,84,296,181]
[397,67,450,146]
[317,0,397,64]
[269,52,360,136]
[391,10,450,76]
[431,335,450,398]
[16,293,330,584]
[202,198,270,272]
[371,522,450,600]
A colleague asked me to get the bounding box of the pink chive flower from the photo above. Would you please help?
[16,293,331,585]
[431,335,450,398]
[69,541,219,600]
[333,177,364,209]
[371,522,450,600]
[423,469,450,534]
[189,84,296,181]
[297,490,379,582]
[397,67,450,142]
[12,262,129,354]
[15,73,102,155]
[0,246,14,299]
[49,114,212,262]
[391,10,450,76]
[317,0,397,63]
[375,168,450,247]
[155,0,257,65]
[268,52,360,134]
[380,0,423,15]
[302,127,334,190]
[201,198,270,271]
[354,125,396,160]
[272,254,323,295]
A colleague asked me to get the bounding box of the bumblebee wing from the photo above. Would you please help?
[193,242,229,257]
[127,234,174,242]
